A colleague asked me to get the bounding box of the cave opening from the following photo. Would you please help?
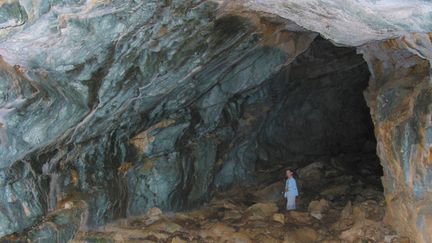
[214,36,384,212]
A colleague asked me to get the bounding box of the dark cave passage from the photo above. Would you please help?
[209,36,384,191]
[248,37,384,207]
[256,37,379,168]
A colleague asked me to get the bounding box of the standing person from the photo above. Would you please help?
[284,169,298,210]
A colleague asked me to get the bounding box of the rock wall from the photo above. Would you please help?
[360,34,432,243]
[0,0,319,238]
[244,0,432,46]
[0,0,431,242]
[242,2,432,241]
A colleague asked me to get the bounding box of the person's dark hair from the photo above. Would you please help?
[286,168,298,179]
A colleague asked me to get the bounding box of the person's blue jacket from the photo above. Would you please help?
[284,177,298,197]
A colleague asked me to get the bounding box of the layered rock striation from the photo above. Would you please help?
[0,0,431,242]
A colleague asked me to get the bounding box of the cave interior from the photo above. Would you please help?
[2,2,432,241]
[209,36,384,207]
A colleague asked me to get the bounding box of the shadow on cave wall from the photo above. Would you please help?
[246,38,384,205]
[206,36,384,191]
[256,37,378,169]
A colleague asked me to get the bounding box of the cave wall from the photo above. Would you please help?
[0,0,318,239]
[0,0,431,242]
[360,34,432,243]
[245,0,432,46]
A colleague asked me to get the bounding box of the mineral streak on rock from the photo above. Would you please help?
[0,0,431,242]
[359,34,432,243]
[0,0,316,238]
[245,0,432,46]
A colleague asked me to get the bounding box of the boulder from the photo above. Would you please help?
[253,181,284,202]
[147,221,183,234]
[286,211,315,225]
[308,199,330,220]
[200,222,251,242]
[332,201,354,231]
[256,235,280,243]
[202,222,235,236]
[324,168,342,178]
[245,202,279,220]
[228,232,253,243]
[170,236,188,243]
[339,220,385,242]
[354,200,385,222]
[223,210,243,221]
[4,203,85,243]
[147,207,163,218]
[297,162,325,189]
[320,184,350,200]
[361,187,384,201]
[333,199,388,242]
[272,213,285,224]
[283,227,318,243]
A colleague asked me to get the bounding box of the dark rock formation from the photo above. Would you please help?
[0,0,431,242]
[257,37,374,166]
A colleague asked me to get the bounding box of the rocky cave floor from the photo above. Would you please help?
[64,154,409,243]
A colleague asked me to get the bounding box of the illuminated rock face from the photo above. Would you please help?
[245,0,432,46]
[0,0,431,242]
[359,35,432,243]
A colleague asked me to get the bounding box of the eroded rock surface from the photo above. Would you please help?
[360,35,432,243]
[0,0,317,238]
[244,0,432,46]
[0,0,431,242]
